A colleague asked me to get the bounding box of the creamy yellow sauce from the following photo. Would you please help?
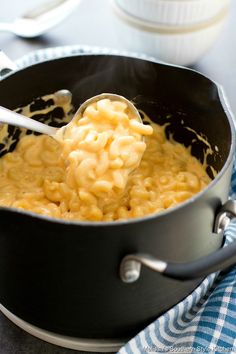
[0,95,211,221]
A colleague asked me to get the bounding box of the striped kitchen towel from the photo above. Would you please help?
[16,45,236,354]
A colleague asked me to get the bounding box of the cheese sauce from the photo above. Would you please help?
[0,93,212,221]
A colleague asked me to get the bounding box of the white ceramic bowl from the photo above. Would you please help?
[115,0,231,25]
[112,1,229,66]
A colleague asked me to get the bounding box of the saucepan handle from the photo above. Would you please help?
[120,199,236,282]
[0,50,17,77]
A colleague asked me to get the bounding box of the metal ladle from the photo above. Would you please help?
[0,91,142,140]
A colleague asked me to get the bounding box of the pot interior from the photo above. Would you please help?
[0,55,233,179]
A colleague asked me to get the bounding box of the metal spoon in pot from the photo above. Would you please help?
[0,91,142,140]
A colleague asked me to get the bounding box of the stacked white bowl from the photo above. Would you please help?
[112,0,231,66]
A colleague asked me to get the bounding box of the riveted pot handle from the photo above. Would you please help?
[0,50,17,78]
[120,200,236,283]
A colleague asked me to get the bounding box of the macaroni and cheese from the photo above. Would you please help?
[0,96,211,221]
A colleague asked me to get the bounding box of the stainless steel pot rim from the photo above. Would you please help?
[0,48,235,227]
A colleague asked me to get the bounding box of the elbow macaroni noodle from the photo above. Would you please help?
[0,96,211,221]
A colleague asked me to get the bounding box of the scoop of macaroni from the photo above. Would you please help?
[0,96,211,221]
[55,98,153,200]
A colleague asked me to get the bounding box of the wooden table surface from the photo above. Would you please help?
[0,0,236,353]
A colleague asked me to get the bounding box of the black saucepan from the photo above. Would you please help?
[0,51,236,342]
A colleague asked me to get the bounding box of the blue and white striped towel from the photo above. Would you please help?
[16,46,236,354]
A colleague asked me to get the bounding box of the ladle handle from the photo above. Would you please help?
[0,106,58,136]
